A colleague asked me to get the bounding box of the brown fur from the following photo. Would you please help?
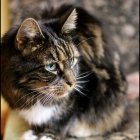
[1,4,128,140]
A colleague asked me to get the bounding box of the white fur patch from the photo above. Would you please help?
[21,130,54,140]
[19,102,57,125]
[40,136,53,140]
[21,130,37,140]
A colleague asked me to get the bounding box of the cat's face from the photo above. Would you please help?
[14,9,80,102]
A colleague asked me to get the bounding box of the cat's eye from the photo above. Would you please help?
[70,57,78,68]
[45,63,57,73]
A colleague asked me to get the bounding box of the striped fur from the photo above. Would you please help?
[1,4,128,140]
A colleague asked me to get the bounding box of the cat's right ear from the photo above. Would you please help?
[16,18,45,53]
[59,8,77,34]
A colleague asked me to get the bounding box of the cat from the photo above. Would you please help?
[1,3,128,140]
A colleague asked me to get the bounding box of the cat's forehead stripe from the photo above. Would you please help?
[56,43,67,58]
[51,48,59,61]
[47,32,67,57]
[56,47,66,61]
[44,28,75,62]
[49,33,73,61]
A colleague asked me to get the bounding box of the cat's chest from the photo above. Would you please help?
[19,102,59,125]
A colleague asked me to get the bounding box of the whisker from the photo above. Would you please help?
[45,93,54,103]
[76,80,89,84]
[75,37,95,48]
[74,87,87,96]
[19,88,50,108]
[77,71,91,77]
[25,90,50,108]
[14,90,39,106]
[21,89,50,109]
[41,92,55,105]
[20,92,40,109]
[76,85,89,92]
[41,94,49,105]
[16,84,63,108]
[76,72,92,80]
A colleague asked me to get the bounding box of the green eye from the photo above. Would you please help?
[45,63,57,72]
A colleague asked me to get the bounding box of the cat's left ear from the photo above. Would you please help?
[60,8,77,33]
[16,18,45,53]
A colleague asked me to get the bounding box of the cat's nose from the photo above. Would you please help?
[63,70,76,87]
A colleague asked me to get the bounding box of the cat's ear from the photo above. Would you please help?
[16,18,44,53]
[60,8,77,33]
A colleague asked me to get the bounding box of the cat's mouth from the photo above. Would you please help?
[49,83,75,98]
[32,81,76,101]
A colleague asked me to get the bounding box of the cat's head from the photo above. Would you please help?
[6,8,81,105]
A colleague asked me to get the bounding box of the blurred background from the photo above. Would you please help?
[1,0,139,140]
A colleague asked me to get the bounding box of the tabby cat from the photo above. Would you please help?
[1,4,128,140]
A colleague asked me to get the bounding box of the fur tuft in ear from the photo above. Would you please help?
[16,18,44,53]
[61,9,77,33]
